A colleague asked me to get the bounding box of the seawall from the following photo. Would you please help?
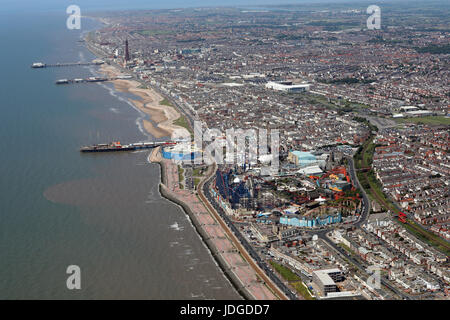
[150,150,254,300]
[158,182,253,300]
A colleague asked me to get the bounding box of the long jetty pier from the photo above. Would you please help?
[31,60,104,69]
[80,141,176,153]
[55,75,132,85]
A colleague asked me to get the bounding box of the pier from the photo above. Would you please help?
[56,77,111,85]
[55,74,132,85]
[31,60,104,69]
[80,141,176,153]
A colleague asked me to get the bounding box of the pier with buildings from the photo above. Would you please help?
[55,74,132,85]
[31,60,104,69]
[80,141,176,153]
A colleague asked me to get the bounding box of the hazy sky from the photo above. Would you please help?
[3,0,398,13]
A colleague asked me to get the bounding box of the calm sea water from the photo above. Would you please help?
[0,11,239,299]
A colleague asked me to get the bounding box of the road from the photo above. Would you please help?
[299,155,411,299]
[198,166,296,300]
[320,231,412,299]
[345,155,371,227]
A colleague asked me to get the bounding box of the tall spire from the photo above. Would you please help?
[124,39,130,62]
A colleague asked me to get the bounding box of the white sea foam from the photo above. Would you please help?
[94,80,152,139]
[169,221,184,231]
[169,241,179,247]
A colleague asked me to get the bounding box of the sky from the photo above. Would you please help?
[2,0,404,13]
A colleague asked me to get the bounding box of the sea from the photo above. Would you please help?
[0,9,240,299]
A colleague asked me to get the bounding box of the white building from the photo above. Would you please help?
[266,81,310,93]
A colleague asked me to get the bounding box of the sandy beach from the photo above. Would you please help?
[100,64,190,140]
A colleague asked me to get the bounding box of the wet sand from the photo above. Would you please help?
[100,64,190,140]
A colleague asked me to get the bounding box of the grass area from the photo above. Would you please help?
[362,141,376,168]
[350,101,371,109]
[192,167,206,176]
[269,260,314,300]
[192,168,203,177]
[193,177,201,189]
[159,98,194,135]
[159,98,173,107]
[291,282,314,300]
[178,166,184,189]
[403,220,450,255]
[394,116,450,126]
[173,114,193,135]
[338,243,357,256]
[306,94,337,109]
[306,93,372,113]
[269,261,298,281]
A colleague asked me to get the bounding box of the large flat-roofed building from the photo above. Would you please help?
[405,110,433,117]
[312,268,343,296]
[279,212,342,228]
[162,142,202,161]
[265,81,310,93]
[298,165,323,176]
[400,105,419,112]
[288,151,319,168]
[323,268,344,282]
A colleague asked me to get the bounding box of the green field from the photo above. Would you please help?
[269,260,314,300]
[159,98,193,135]
[174,114,193,135]
[338,243,357,256]
[193,177,201,189]
[394,116,450,126]
[159,98,173,107]
[178,166,184,189]
[306,93,372,113]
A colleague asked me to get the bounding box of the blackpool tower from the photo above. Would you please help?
[124,39,130,62]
